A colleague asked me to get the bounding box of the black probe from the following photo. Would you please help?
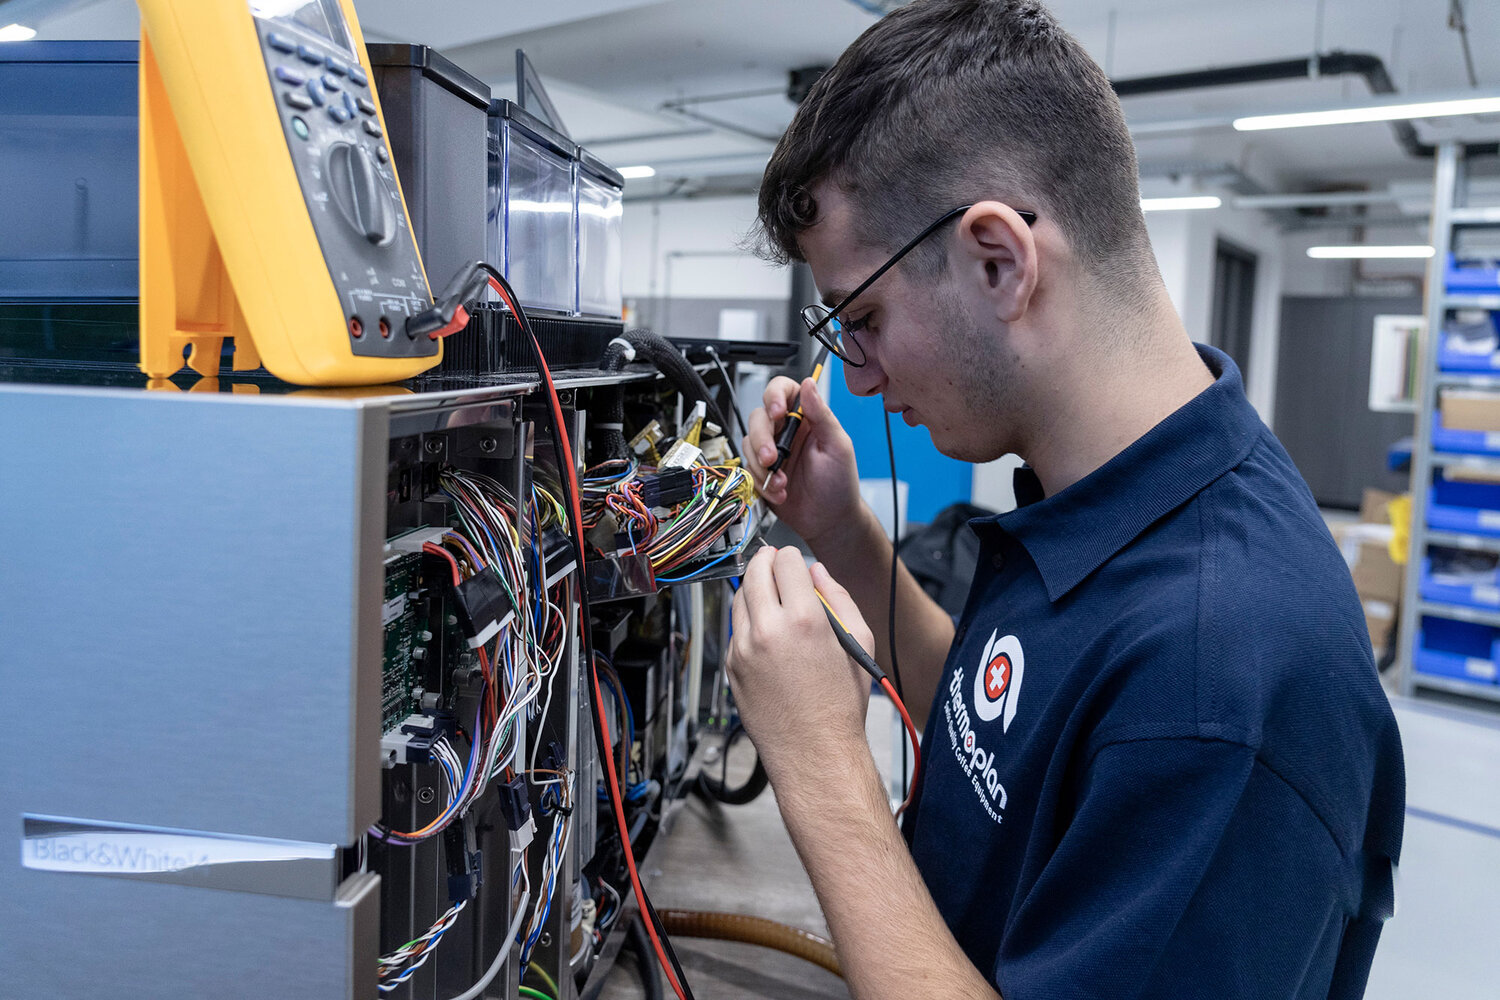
[761,344,830,492]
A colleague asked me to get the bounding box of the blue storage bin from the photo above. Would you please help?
[1426,472,1500,536]
[1446,254,1500,295]
[1415,615,1500,683]
[1438,340,1500,372]
[1420,557,1500,609]
[1431,412,1500,456]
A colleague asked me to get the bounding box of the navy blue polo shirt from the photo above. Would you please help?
[903,345,1404,1000]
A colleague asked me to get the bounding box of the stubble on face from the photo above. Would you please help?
[918,278,1021,463]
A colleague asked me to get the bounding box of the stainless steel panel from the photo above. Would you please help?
[0,385,384,997]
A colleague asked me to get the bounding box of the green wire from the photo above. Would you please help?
[525,962,560,998]
[519,987,555,1000]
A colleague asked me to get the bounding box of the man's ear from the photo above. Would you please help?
[957,202,1038,324]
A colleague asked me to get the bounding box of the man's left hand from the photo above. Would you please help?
[727,546,875,785]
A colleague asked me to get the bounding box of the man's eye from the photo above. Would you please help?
[840,314,871,334]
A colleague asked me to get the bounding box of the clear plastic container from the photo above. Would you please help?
[577,159,623,319]
[488,102,576,314]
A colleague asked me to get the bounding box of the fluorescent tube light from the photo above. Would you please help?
[1236,95,1500,131]
[1306,245,1435,259]
[1139,195,1221,212]
[617,165,656,179]
[0,23,37,41]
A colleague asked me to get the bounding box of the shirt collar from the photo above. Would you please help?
[977,344,1263,602]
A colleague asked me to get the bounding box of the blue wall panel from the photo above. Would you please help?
[825,357,972,525]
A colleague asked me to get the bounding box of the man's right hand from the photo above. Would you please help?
[743,375,863,551]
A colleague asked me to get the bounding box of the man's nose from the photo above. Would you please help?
[843,352,885,398]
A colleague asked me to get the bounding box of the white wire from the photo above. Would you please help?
[443,886,531,1000]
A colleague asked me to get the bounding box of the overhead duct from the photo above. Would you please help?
[1111,52,1499,159]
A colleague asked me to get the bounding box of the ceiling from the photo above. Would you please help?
[12,0,1500,224]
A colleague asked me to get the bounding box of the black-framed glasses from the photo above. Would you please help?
[801,203,1037,367]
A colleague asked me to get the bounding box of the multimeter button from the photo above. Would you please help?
[357,97,377,115]
[321,73,341,91]
[348,65,368,87]
[283,91,314,110]
[342,93,359,117]
[274,65,305,85]
[290,116,310,140]
[266,32,295,53]
[297,44,323,64]
[305,79,326,105]
[328,105,352,124]
[376,145,389,164]
[324,56,348,76]
[362,119,383,138]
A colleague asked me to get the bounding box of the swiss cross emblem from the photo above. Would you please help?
[974,631,1026,731]
[984,653,1011,701]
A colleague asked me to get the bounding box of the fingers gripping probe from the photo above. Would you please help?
[761,345,831,493]
[815,589,922,816]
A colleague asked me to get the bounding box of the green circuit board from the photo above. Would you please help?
[382,551,421,732]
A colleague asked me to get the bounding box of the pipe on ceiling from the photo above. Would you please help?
[1110,51,1498,159]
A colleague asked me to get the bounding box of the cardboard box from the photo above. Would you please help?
[1351,541,1402,603]
[1359,488,1399,526]
[1440,389,1500,433]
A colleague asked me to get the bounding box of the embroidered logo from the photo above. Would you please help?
[974,630,1025,732]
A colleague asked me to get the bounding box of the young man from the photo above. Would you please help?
[726,1,1405,998]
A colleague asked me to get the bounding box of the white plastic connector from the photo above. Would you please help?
[386,526,448,556]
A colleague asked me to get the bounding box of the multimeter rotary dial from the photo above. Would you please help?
[325,141,395,246]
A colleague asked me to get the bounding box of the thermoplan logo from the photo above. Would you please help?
[974,630,1025,731]
[943,629,1026,825]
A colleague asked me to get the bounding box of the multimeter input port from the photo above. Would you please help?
[379,317,392,338]
[349,315,363,338]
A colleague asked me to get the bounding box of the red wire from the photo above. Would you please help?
[489,275,689,1000]
[881,676,922,819]
[423,541,463,587]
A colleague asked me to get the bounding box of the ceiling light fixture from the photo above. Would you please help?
[617,165,656,180]
[1306,245,1435,259]
[0,23,38,41]
[1235,94,1500,131]
[1139,195,1222,212]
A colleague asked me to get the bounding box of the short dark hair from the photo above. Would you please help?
[756,0,1152,289]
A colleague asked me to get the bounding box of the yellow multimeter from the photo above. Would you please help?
[137,0,442,386]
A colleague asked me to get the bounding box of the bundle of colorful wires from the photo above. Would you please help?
[648,466,756,582]
[377,899,468,992]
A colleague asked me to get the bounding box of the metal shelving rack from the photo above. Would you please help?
[1397,141,1500,704]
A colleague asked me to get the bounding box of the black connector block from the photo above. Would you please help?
[542,526,578,584]
[443,819,482,904]
[497,774,532,831]
[452,565,514,647]
[638,467,696,508]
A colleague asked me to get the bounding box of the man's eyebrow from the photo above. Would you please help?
[820,289,849,308]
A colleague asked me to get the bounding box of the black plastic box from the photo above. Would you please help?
[367,44,490,301]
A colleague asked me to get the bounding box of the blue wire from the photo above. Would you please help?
[654,507,756,585]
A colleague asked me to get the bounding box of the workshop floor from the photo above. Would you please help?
[594,700,903,1000]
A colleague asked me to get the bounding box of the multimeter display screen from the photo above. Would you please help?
[250,0,352,53]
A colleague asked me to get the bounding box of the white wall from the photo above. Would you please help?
[620,195,791,302]
[1280,223,1429,298]
[1144,206,1284,425]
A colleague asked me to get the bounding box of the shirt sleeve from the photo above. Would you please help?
[994,736,1355,1000]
